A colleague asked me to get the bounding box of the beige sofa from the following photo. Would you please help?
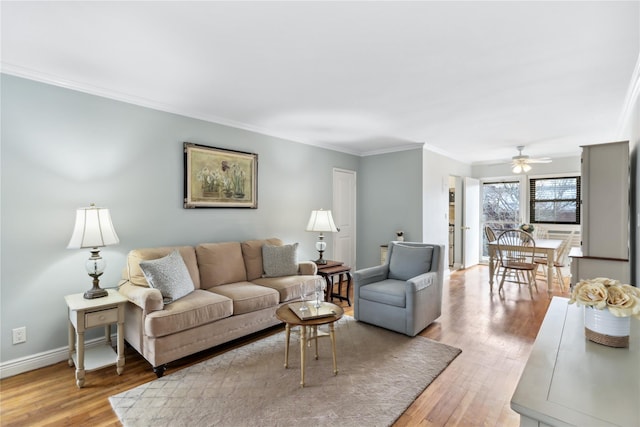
[117,238,317,376]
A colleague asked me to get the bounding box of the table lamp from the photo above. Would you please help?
[305,209,338,265]
[67,203,120,299]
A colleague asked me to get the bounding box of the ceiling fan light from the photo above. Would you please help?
[523,163,532,172]
[512,164,522,173]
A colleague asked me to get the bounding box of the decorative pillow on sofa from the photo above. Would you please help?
[262,243,299,277]
[139,250,195,303]
[388,244,433,281]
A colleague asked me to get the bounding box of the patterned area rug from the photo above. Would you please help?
[110,316,461,426]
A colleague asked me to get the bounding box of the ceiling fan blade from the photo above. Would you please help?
[526,158,552,163]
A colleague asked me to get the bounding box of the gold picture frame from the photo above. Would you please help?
[184,142,258,208]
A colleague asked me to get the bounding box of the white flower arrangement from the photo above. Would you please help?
[569,277,640,319]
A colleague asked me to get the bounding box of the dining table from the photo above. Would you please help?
[488,238,564,297]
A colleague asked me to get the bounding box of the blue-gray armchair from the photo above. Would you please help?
[354,242,444,337]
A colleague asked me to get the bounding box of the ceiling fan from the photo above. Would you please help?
[510,145,552,173]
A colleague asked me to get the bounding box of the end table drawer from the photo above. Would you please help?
[85,307,118,328]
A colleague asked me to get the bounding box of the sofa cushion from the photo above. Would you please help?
[252,275,318,303]
[388,244,433,281]
[262,243,299,277]
[196,242,247,288]
[360,279,407,308]
[144,290,233,338]
[241,238,283,281]
[127,246,200,289]
[139,250,195,304]
[208,282,279,315]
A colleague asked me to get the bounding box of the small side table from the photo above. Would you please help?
[64,288,127,388]
[316,260,353,306]
[275,303,344,387]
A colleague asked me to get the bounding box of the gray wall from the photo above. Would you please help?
[355,147,472,269]
[0,74,359,363]
[422,150,472,252]
[357,148,423,269]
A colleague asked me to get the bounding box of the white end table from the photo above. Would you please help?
[64,288,127,388]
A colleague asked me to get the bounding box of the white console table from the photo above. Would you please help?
[511,297,639,427]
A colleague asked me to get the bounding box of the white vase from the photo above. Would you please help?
[584,307,630,347]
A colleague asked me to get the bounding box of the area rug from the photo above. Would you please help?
[109,316,461,427]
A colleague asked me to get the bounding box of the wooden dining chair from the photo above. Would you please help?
[534,231,574,292]
[496,229,538,298]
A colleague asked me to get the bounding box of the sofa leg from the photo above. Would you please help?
[153,365,166,378]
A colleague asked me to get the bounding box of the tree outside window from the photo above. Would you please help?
[482,181,520,256]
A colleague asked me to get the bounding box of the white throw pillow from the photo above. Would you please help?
[139,250,195,303]
[262,243,299,277]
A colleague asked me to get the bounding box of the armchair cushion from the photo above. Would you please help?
[388,244,433,281]
[359,279,406,307]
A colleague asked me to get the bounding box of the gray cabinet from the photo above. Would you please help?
[571,141,630,283]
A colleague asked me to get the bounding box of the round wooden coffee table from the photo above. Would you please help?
[275,302,344,387]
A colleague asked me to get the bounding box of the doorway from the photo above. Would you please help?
[332,168,357,269]
[448,175,481,270]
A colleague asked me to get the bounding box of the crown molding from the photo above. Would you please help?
[1,63,370,155]
[0,64,425,159]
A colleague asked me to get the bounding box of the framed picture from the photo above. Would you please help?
[184,142,258,208]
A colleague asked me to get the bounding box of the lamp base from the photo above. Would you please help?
[314,250,327,265]
[84,288,108,299]
[84,275,108,299]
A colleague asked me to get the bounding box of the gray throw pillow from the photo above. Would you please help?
[139,250,195,303]
[262,243,299,277]
[388,244,433,281]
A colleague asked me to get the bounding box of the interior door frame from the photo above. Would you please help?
[332,168,357,269]
[462,177,480,269]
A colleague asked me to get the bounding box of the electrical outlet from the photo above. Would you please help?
[12,327,26,344]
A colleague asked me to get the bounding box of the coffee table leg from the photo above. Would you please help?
[313,326,319,360]
[300,325,307,387]
[329,322,338,375]
[284,323,290,368]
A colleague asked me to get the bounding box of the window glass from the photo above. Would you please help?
[529,177,580,224]
[482,181,520,257]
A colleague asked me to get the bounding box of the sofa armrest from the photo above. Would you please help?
[298,261,318,276]
[118,280,164,313]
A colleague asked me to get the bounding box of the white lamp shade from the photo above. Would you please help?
[67,205,119,249]
[305,209,338,232]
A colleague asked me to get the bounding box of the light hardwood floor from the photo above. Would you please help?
[0,266,567,426]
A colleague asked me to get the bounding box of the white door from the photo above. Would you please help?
[462,177,480,269]
[332,168,357,269]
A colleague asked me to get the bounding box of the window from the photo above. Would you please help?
[482,180,521,256]
[529,177,580,224]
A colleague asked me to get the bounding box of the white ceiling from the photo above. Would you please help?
[2,1,638,164]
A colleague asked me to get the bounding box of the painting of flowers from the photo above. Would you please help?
[184,142,258,208]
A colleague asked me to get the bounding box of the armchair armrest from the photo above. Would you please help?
[298,261,318,276]
[406,271,438,292]
[354,264,389,288]
[118,280,164,313]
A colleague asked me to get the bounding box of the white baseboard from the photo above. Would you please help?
[0,335,116,379]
